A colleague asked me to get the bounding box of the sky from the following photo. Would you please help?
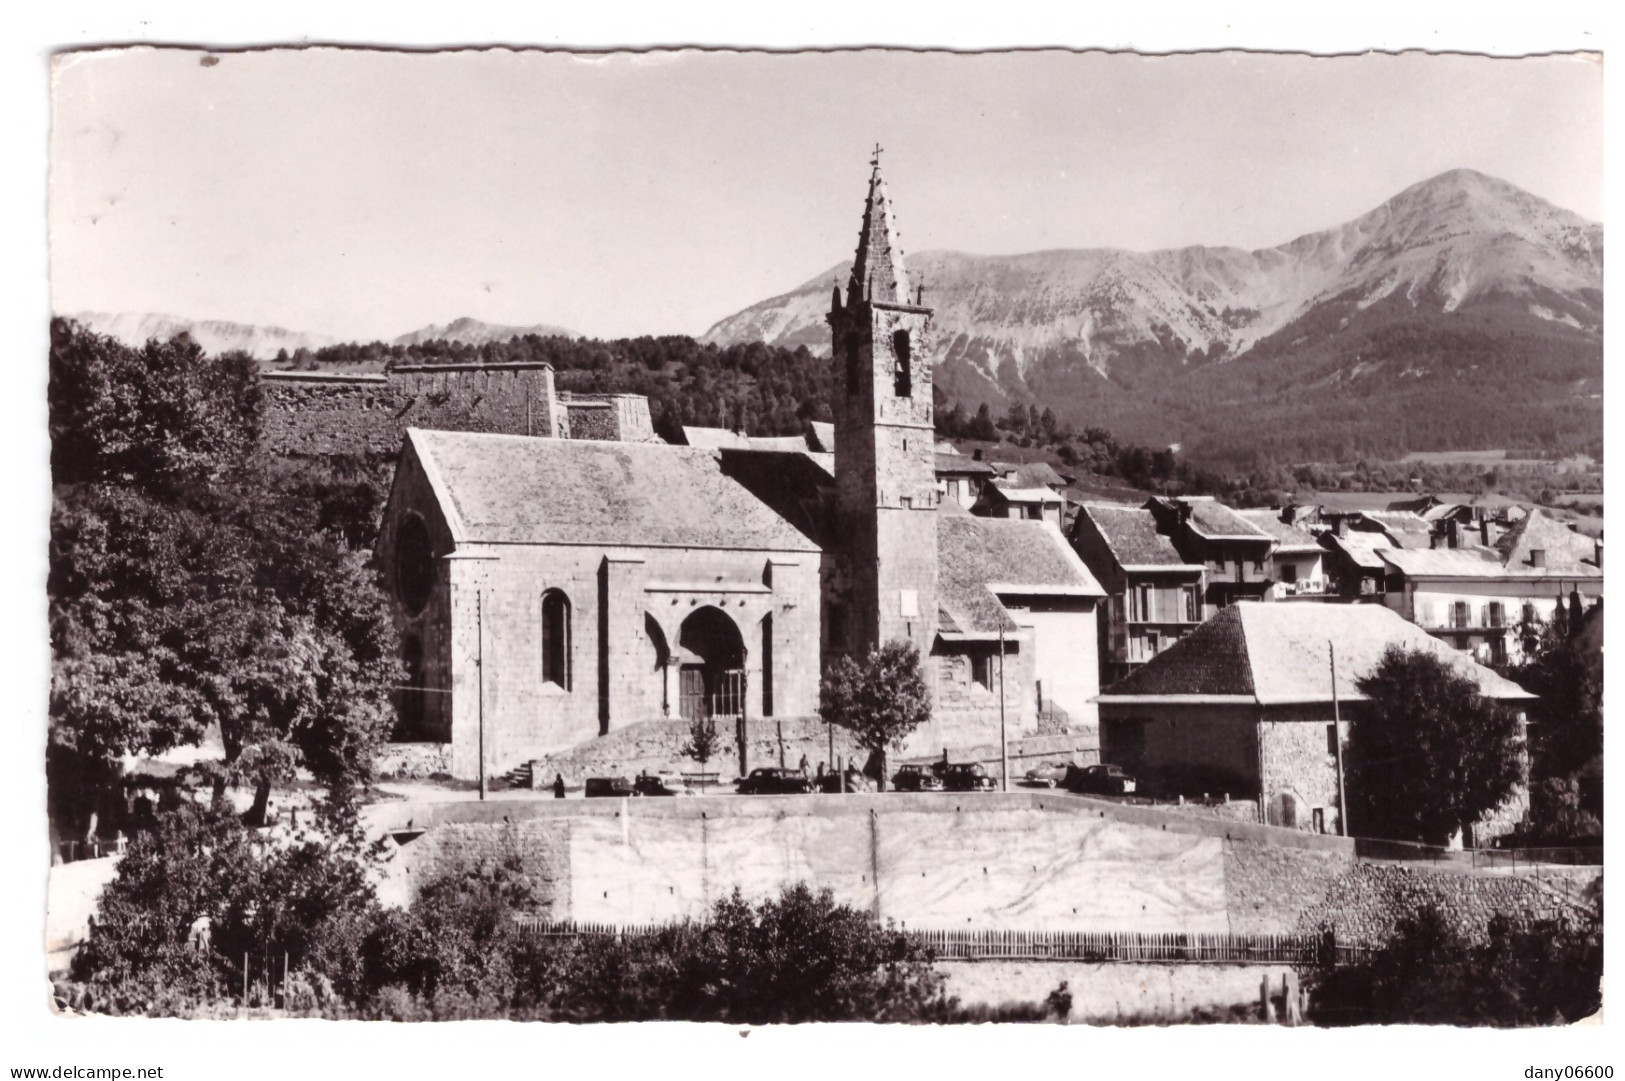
[49,48,1603,343]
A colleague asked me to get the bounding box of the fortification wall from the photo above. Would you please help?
[260,366,655,458]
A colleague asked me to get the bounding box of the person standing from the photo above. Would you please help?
[553,773,566,799]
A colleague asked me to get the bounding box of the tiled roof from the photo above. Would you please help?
[935,452,995,476]
[1183,498,1273,539]
[1078,504,1190,567]
[1494,508,1599,574]
[989,485,1065,505]
[937,516,1104,634]
[1233,510,1322,552]
[681,425,751,450]
[1009,461,1068,489]
[1102,604,1533,704]
[1355,511,1434,548]
[1323,531,1395,570]
[1380,544,1601,580]
[408,429,821,551]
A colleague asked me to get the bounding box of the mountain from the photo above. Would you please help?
[702,170,1602,462]
[392,316,578,346]
[63,311,341,360]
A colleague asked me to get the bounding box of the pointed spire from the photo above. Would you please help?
[847,145,912,307]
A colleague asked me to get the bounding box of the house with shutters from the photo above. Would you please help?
[372,155,1104,780]
[1069,503,1206,685]
[1145,496,1278,613]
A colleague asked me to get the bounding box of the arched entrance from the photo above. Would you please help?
[677,606,747,722]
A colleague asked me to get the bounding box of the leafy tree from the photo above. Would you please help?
[819,641,931,792]
[1347,646,1525,845]
[70,804,381,1015]
[681,713,721,793]
[48,318,261,491]
[1308,905,1601,1026]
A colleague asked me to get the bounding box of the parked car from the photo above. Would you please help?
[584,776,640,798]
[938,762,998,792]
[1021,762,1070,788]
[815,769,874,794]
[633,771,692,797]
[1064,763,1138,796]
[891,764,946,792]
[735,767,813,795]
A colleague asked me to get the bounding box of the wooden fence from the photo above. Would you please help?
[511,918,1372,966]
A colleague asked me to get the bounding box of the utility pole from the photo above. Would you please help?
[1329,640,1347,835]
[998,625,1009,792]
[477,589,487,801]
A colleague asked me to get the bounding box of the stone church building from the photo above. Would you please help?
[375,159,1103,780]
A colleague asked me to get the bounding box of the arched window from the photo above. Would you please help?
[892,330,912,397]
[395,515,434,616]
[542,590,571,690]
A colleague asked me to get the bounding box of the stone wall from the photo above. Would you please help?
[375,742,454,780]
[368,791,1582,947]
[261,365,658,460]
[938,960,1293,1023]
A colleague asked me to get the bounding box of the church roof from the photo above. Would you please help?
[847,155,914,307]
[937,516,1104,635]
[406,428,822,552]
[1100,604,1533,705]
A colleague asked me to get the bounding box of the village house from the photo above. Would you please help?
[1233,509,1329,599]
[1068,503,1206,685]
[974,482,1067,526]
[1375,507,1602,666]
[1095,603,1535,842]
[1145,496,1278,613]
[372,156,1105,779]
[934,449,997,508]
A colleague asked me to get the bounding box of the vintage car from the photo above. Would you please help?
[891,764,946,792]
[633,771,693,797]
[735,767,813,795]
[937,762,998,792]
[584,776,640,798]
[1064,763,1138,796]
[815,769,874,794]
[1020,762,1071,788]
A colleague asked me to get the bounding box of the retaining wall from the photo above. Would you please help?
[938,960,1291,1022]
[372,792,1589,948]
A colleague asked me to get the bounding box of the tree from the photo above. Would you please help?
[1347,646,1525,845]
[681,713,721,793]
[819,641,931,792]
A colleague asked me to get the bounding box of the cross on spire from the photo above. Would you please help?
[870,142,883,167]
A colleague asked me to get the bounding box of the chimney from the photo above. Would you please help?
[1334,516,1348,538]
[1448,520,1461,549]
[973,448,984,461]
[1480,519,1491,547]
[1595,540,1604,570]
[1531,549,1547,569]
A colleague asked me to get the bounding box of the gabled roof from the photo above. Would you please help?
[1322,530,1395,571]
[404,429,821,552]
[1232,510,1323,553]
[1380,544,1602,581]
[937,516,1104,635]
[1151,496,1273,541]
[1494,507,1599,575]
[1008,461,1070,489]
[1354,511,1434,548]
[1077,504,1194,568]
[1100,604,1533,705]
[987,485,1065,505]
[935,452,996,477]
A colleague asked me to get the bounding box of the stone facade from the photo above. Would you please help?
[376,443,823,779]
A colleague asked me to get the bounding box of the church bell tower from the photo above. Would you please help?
[827,148,937,661]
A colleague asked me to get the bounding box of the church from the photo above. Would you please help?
[374,157,1104,781]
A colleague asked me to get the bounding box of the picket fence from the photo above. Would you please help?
[511,919,1371,966]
